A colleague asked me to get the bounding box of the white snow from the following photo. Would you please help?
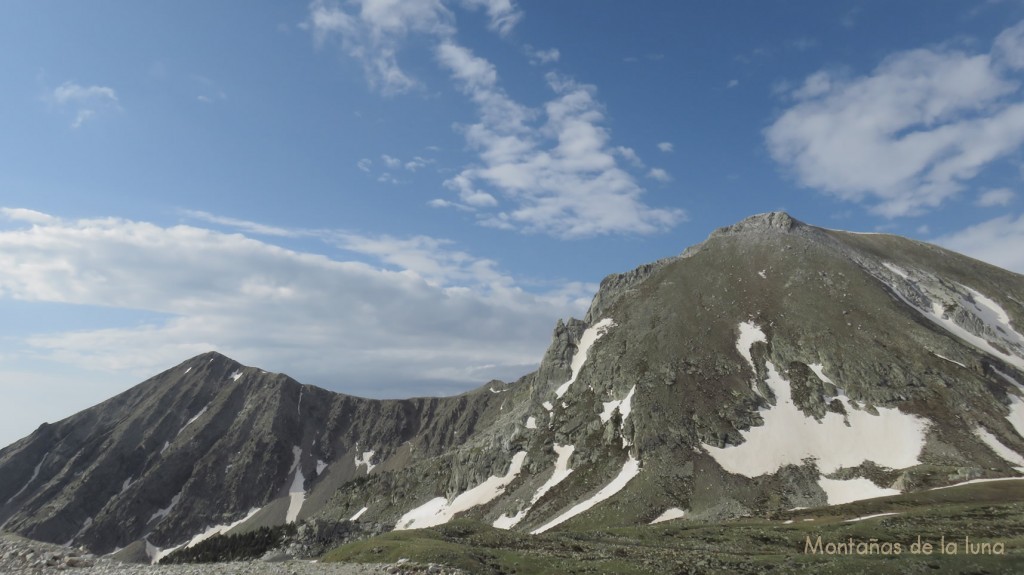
[354,450,376,474]
[531,454,640,534]
[350,506,368,521]
[178,406,208,434]
[542,401,553,411]
[121,477,134,495]
[161,441,170,454]
[183,507,262,550]
[229,369,243,381]
[494,444,574,530]
[5,451,47,505]
[882,262,909,279]
[758,270,767,279]
[703,323,929,478]
[880,277,1024,371]
[650,508,687,524]
[929,477,1024,491]
[148,490,182,524]
[931,352,966,368]
[286,447,306,523]
[489,387,505,394]
[396,451,527,530]
[993,367,1024,439]
[844,512,899,523]
[817,478,899,505]
[316,459,328,475]
[525,416,537,429]
[974,427,1024,471]
[555,318,615,399]
[184,367,192,374]
[599,385,636,424]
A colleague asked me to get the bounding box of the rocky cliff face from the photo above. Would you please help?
[2,212,1023,559]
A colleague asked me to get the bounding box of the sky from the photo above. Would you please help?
[3,1,1024,448]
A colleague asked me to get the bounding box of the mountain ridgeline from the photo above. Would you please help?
[2,212,1023,562]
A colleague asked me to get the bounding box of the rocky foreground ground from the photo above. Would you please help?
[0,533,465,575]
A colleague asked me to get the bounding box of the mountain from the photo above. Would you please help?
[2,212,1023,562]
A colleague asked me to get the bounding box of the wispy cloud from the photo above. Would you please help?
[0,208,592,395]
[357,158,373,172]
[657,142,673,153]
[525,44,560,65]
[647,168,672,182]
[766,20,1024,217]
[51,81,119,128]
[935,213,1024,273]
[977,188,1015,207]
[435,44,683,237]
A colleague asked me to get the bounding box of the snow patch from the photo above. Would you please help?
[494,444,574,530]
[974,427,1024,471]
[930,477,1024,491]
[354,450,376,474]
[121,477,134,494]
[316,459,328,475]
[758,270,767,279]
[817,478,899,505]
[489,387,505,394]
[703,322,929,478]
[5,451,48,505]
[882,262,909,279]
[350,507,368,521]
[650,508,687,524]
[993,367,1024,439]
[229,369,243,381]
[542,401,553,411]
[531,454,640,534]
[555,318,615,399]
[148,490,182,524]
[178,406,208,435]
[160,441,170,454]
[845,512,899,523]
[525,416,537,429]
[931,352,966,368]
[396,451,527,530]
[599,385,636,424]
[286,447,306,523]
[183,507,262,550]
[184,367,192,374]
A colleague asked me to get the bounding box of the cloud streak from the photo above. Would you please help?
[766,20,1024,217]
[0,208,594,398]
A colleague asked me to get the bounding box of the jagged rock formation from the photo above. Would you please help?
[2,212,1023,560]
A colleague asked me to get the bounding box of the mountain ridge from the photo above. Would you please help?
[2,211,1023,562]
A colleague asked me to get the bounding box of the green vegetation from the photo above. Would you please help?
[161,523,297,564]
[323,482,1024,574]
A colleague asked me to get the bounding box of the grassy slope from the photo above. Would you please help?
[323,481,1024,574]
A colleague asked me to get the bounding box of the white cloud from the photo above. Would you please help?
[357,158,373,172]
[766,21,1024,217]
[647,168,672,182]
[182,210,297,237]
[405,156,432,171]
[657,142,673,152]
[614,146,644,168]
[435,44,683,237]
[381,153,402,168]
[525,45,560,65]
[0,208,591,399]
[53,82,118,105]
[935,213,1024,273]
[51,81,119,128]
[727,79,738,89]
[1,208,56,224]
[995,20,1024,70]
[460,0,521,36]
[977,187,1015,206]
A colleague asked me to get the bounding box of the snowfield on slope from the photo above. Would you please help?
[286,447,306,523]
[493,444,575,529]
[555,318,615,399]
[531,455,640,534]
[396,451,527,530]
[703,322,929,481]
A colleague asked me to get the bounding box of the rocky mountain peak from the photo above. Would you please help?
[710,211,804,237]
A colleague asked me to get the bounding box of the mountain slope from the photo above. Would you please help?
[2,211,1023,559]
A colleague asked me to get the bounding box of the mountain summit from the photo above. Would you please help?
[2,212,1023,561]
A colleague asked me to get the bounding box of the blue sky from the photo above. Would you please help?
[3,1,1024,447]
